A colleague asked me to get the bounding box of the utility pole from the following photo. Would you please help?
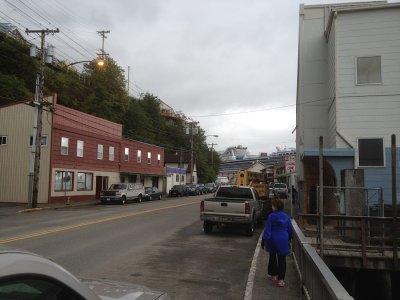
[187,122,198,183]
[208,143,218,167]
[97,30,110,58]
[26,28,59,208]
[127,65,130,95]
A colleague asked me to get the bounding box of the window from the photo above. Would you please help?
[137,150,141,163]
[77,140,84,157]
[61,137,69,155]
[125,147,129,161]
[77,172,93,191]
[176,174,179,181]
[157,154,161,166]
[358,138,384,167]
[0,135,7,145]
[97,144,103,160]
[181,175,185,182]
[0,276,85,300]
[54,171,73,191]
[147,152,151,164]
[29,135,48,147]
[109,146,114,161]
[356,56,382,85]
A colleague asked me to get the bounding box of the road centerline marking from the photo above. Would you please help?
[0,201,199,244]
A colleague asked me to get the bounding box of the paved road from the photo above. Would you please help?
[0,196,265,299]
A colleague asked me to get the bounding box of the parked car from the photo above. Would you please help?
[187,184,201,196]
[143,187,162,201]
[168,184,189,197]
[205,182,217,193]
[100,183,145,204]
[271,182,288,198]
[0,245,170,300]
[198,183,208,194]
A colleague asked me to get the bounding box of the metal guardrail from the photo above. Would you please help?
[291,219,354,300]
[297,213,399,270]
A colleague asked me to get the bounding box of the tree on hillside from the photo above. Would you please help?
[0,32,36,102]
[0,33,220,181]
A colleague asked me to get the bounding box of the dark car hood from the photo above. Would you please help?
[82,278,170,300]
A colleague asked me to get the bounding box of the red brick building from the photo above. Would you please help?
[0,94,164,204]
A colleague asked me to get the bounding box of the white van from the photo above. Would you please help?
[100,183,145,204]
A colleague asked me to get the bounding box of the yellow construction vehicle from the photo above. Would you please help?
[236,170,269,199]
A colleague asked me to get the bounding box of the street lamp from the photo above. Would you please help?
[63,58,106,69]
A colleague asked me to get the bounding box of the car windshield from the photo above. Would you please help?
[274,183,286,188]
[206,183,214,187]
[188,184,196,188]
[145,187,152,193]
[172,185,183,189]
[216,187,253,199]
[110,184,126,189]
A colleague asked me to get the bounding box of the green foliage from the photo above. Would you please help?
[0,34,220,180]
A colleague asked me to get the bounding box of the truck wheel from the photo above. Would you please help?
[159,194,162,200]
[246,222,254,236]
[121,196,126,205]
[204,221,213,234]
[137,195,142,203]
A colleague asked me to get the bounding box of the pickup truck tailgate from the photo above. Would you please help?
[202,198,248,216]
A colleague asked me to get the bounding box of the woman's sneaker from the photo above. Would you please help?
[276,280,285,287]
[267,275,277,282]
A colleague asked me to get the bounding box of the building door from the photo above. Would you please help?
[95,176,109,199]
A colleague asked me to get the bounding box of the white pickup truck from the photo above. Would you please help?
[200,185,264,236]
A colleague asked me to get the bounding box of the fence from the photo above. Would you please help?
[291,219,354,300]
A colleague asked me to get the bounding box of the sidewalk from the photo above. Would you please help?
[0,200,98,216]
[247,233,304,300]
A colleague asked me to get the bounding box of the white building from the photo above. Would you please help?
[296,1,400,212]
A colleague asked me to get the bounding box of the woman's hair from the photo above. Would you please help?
[272,198,284,211]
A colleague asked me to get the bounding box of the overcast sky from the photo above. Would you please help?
[1,0,389,155]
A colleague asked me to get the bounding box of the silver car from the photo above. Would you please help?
[0,246,170,300]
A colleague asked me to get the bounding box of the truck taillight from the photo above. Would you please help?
[245,201,250,215]
[200,200,204,212]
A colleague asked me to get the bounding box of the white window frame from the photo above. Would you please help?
[356,56,382,85]
[109,146,114,161]
[61,137,69,155]
[77,172,93,191]
[147,152,151,164]
[137,150,142,163]
[77,140,84,157]
[357,138,385,167]
[54,171,73,191]
[157,154,161,166]
[125,147,129,161]
[97,144,103,160]
[0,135,7,146]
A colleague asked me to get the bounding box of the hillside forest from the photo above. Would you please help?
[0,32,220,183]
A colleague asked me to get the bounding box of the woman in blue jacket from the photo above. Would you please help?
[261,197,292,287]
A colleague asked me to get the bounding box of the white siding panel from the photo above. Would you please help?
[334,8,400,149]
[0,104,51,203]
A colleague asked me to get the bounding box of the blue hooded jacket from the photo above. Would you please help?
[262,210,292,256]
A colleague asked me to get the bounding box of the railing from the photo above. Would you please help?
[291,220,354,300]
[297,214,400,270]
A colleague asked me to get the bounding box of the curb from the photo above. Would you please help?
[244,231,263,300]
[16,201,98,214]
